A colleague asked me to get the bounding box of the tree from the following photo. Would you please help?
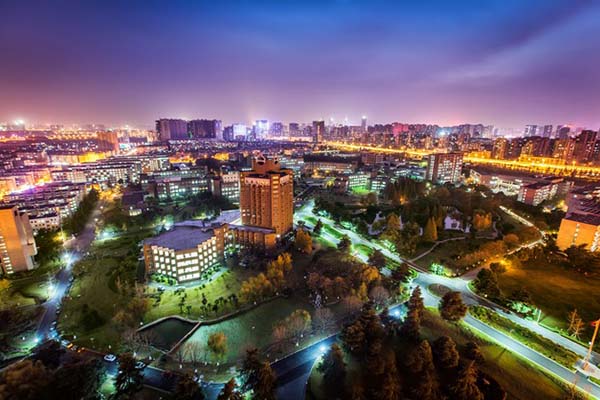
[432,336,459,369]
[318,343,346,392]
[450,361,484,400]
[217,379,243,400]
[338,235,352,253]
[464,341,484,364]
[472,210,492,230]
[313,219,324,235]
[391,263,411,283]
[295,229,313,254]
[114,353,143,398]
[401,286,424,340]
[240,348,262,392]
[565,244,600,273]
[368,249,386,269]
[0,359,51,399]
[422,217,438,242]
[376,354,401,400]
[266,252,293,289]
[369,285,390,309]
[313,307,334,333]
[439,291,467,322]
[254,362,276,400]
[207,332,227,360]
[406,340,440,400]
[51,357,104,400]
[174,373,205,400]
[567,309,585,339]
[473,268,500,298]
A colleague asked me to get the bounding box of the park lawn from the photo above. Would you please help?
[183,294,317,364]
[413,237,488,274]
[497,260,600,343]
[0,277,51,308]
[58,231,151,351]
[144,268,250,322]
[469,306,579,369]
[421,309,569,400]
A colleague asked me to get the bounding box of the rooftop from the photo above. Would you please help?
[144,225,215,251]
[564,212,600,227]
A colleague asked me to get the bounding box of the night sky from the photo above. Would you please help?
[1,0,599,129]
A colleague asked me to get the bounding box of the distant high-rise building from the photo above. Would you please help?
[0,206,37,275]
[361,116,367,133]
[524,125,538,137]
[187,119,222,140]
[574,130,597,162]
[312,120,325,143]
[491,138,509,159]
[270,122,284,137]
[239,155,293,235]
[254,120,269,138]
[542,125,553,138]
[425,152,463,184]
[557,125,571,140]
[96,131,119,152]
[232,124,247,140]
[288,123,301,136]
[552,138,575,161]
[155,119,188,141]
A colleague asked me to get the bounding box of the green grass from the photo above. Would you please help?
[413,238,488,273]
[144,269,248,321]
[183,295,318,363]
[496,260,600,344]
[0,277,50,308]
[470,306,579,369]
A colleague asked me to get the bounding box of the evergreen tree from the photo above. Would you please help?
[313,219,324,235]
[439,291,467,322]
[217,379,243,400]
[318,344,346,395]
[401,287,424,340]
[376,354,401,400]
[422,217,438,242]
[254,362,276,400]
[174,373,205,400]
[464,341,485,364]
[368,249,387,269]
[338,235,352,253]
[114,353,143,399]
[240,348,262,392]
[432,336,459,369]
[450,361,484,400]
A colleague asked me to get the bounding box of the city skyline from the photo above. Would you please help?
[2,0,600,129]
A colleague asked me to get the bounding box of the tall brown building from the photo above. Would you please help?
[240,155,294,236]
[0,205,37,275]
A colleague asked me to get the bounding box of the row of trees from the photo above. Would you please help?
[323,289,491,400]
[239,253,293,303]
[63,189,99,236]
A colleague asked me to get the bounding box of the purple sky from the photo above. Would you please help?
[1,0,599,129]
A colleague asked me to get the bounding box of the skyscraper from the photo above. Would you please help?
[0,206,37,275]
[312,120,325,143]
[239,155,294,236]
[155,119,188,140]
[96,131,119,152]
[361,116,367,133]
[187,119,223,140]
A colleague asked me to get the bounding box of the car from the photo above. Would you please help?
[135,361,146,370]
[60,340,70,347]
[103,354,117,362]
[71,345,78,352]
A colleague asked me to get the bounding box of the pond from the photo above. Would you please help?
[142,317,196,351]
